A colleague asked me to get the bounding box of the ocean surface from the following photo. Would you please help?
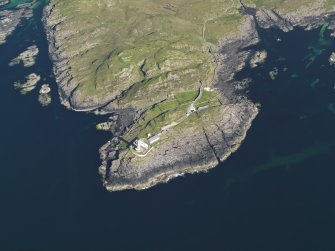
[1,2,335,251]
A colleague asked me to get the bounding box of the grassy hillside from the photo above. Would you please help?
[48,0,335,144]
[49,0,335,108]
[49,0,245,108]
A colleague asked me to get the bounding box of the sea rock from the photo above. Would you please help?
[96,122,111,131]
[250,50,268,68]
[9,45,39,67]
[235,78,252,91]
[14,73,40,94]
[39,84,51,94]
[37,84,52,106]
[38,93,52,106]
[269,67,279,80]
[329,52,335,65]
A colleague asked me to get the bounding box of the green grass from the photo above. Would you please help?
[195,90,219,108]
[49,0,245,108]
[124,90,199,140]
[49,0,335,143]
[245,0,330,14]
[123,89,223,141]
[205,14,246,44]
[325,0,335,10]
[49,0,334,109]
[175,91,198,103]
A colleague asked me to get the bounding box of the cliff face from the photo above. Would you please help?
[43,0,335,191]
[103,100,258,191]
[43,1,247,112]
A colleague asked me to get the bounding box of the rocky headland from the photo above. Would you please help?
[43,0,335,191]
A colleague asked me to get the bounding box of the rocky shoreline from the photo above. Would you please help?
[99,101,258,191]
[43,2,335,191]
[0,1,10,7]
[42,4,117,113]
[0,1,35,45]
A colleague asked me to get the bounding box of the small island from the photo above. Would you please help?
[43,0,335,191]
[9,45,39,67]
[14,73,40,94]
[38,84,52,106]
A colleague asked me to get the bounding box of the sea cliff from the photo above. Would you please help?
[42,0,335,191]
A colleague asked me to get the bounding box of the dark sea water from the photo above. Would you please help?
[1,2,335,251]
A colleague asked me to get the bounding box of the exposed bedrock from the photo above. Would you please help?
[101,16,261,191]
[0,2,34,45]
[43,1,335,191]
[101,9,335,191]
[103,100,258,191]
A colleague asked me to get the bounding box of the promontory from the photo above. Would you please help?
[42,0,335,191]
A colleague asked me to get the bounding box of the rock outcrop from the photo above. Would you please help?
[43,0,335,191]
[0,1,34,45]
[14,73,40,95]
[102,100,258,191]
[9,45,39,67]
[101,16,261,191]
[0,1,10,7]
[250,50,268,68]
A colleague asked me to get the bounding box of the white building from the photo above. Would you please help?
[148,135,160,145]
[133,139,149,153]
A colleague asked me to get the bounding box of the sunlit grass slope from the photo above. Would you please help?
[48,0,335,142]
[49,0,244,108]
